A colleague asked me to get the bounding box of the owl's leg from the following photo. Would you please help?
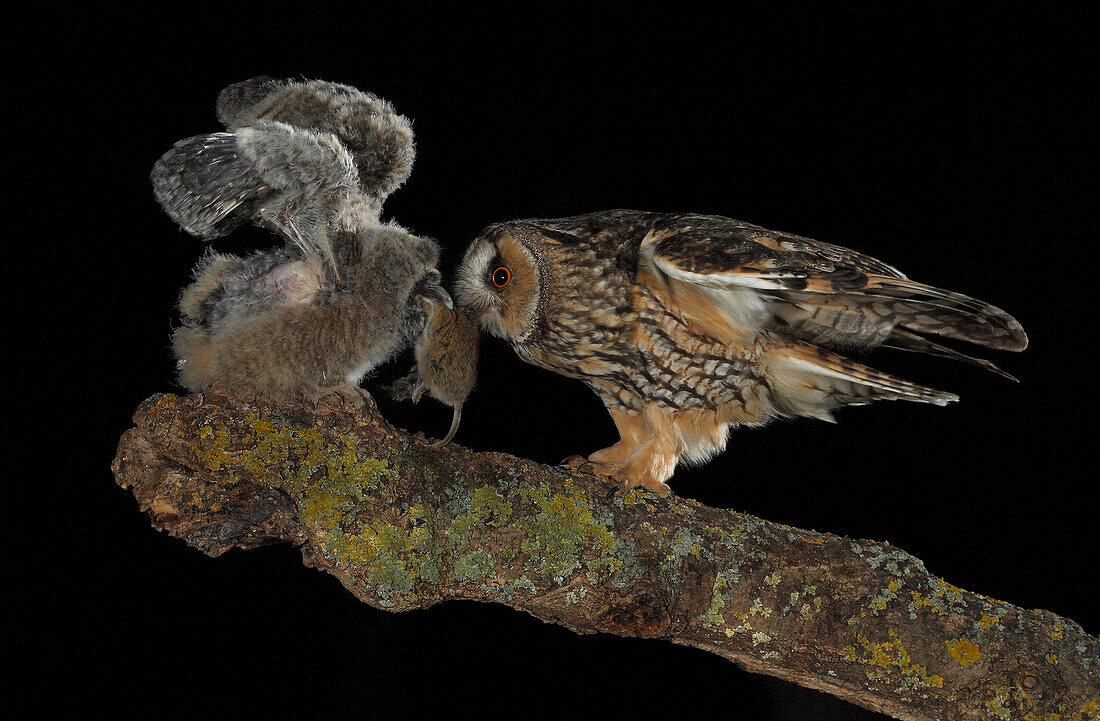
[584,407,646,464]
[578,408,677,497]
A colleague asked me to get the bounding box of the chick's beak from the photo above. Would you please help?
[417,271,453,309]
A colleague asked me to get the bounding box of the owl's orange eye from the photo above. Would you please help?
[491,266,511,288]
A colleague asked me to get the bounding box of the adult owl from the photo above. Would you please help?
[455,210,1026,496]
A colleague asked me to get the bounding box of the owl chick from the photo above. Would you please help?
[174,224,445,404]
[390,302,480,446]
[151,77,414,274]
[155,78,445,404]
[455,210,1027,496]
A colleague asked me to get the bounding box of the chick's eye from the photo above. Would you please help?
[491,266,511,289]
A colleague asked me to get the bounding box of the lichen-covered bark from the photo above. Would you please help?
[111,386,1099,721]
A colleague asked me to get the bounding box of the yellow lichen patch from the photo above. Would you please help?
[1049,623,1064,641]
[189,415,402,581]
[192,424,239,475]
[1080,701,1098,718]
[764,573,782,586]
[979,613,1000,630]
[1045,654,1058,666]
[751,631,772,646]
[945,638,981,668]
[1014,681,1079,721]
[802,536,825,544]
[146,393,180,419]
[910,590,948,616]
[843,631,944,690]
[190,414,391,506]
[985,686,1012,720]
[933,578,965,599]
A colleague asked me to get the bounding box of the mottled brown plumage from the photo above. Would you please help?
[455,210,1027,496]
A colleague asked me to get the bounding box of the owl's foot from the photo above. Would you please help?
[567,459,672,498]
[612,465,672,498]
[325,384,376,413]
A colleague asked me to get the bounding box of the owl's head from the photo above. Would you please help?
[455,223,544,343]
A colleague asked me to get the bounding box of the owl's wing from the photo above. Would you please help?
[643,215,1026,373]
[151,132,266,239]
[215,76,284,128]
[215,77,415,200]
[152,120,362,275]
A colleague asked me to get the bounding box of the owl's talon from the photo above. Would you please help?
[560,455,589,468]
[331,384,374,412]
[623,478,672,498]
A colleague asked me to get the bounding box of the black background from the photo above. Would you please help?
[12,4,1096,719]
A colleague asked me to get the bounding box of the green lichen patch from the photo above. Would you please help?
[322,517,441,607]
[869,579,904,614]
[445,477,641,591]
[455,548,495,582]
[189,415,389,502]
[480,575,539,603]
[748,597,773,618]
[514,479,616,584]
[187,414,460,608]
[448,484,514,548]
[700,572,729,628]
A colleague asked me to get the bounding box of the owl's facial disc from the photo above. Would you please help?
[455,227,540,343]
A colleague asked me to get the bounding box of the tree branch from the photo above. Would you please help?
[111,386,1098,721]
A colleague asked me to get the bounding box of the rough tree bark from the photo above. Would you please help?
[111,386,1098,721]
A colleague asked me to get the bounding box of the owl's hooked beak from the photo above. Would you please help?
[416,271,453,309]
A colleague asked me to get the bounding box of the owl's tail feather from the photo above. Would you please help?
[768,342,958,419]
[859,277,1028,351]
[150,132,267,239]
[884,328,1018,382]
